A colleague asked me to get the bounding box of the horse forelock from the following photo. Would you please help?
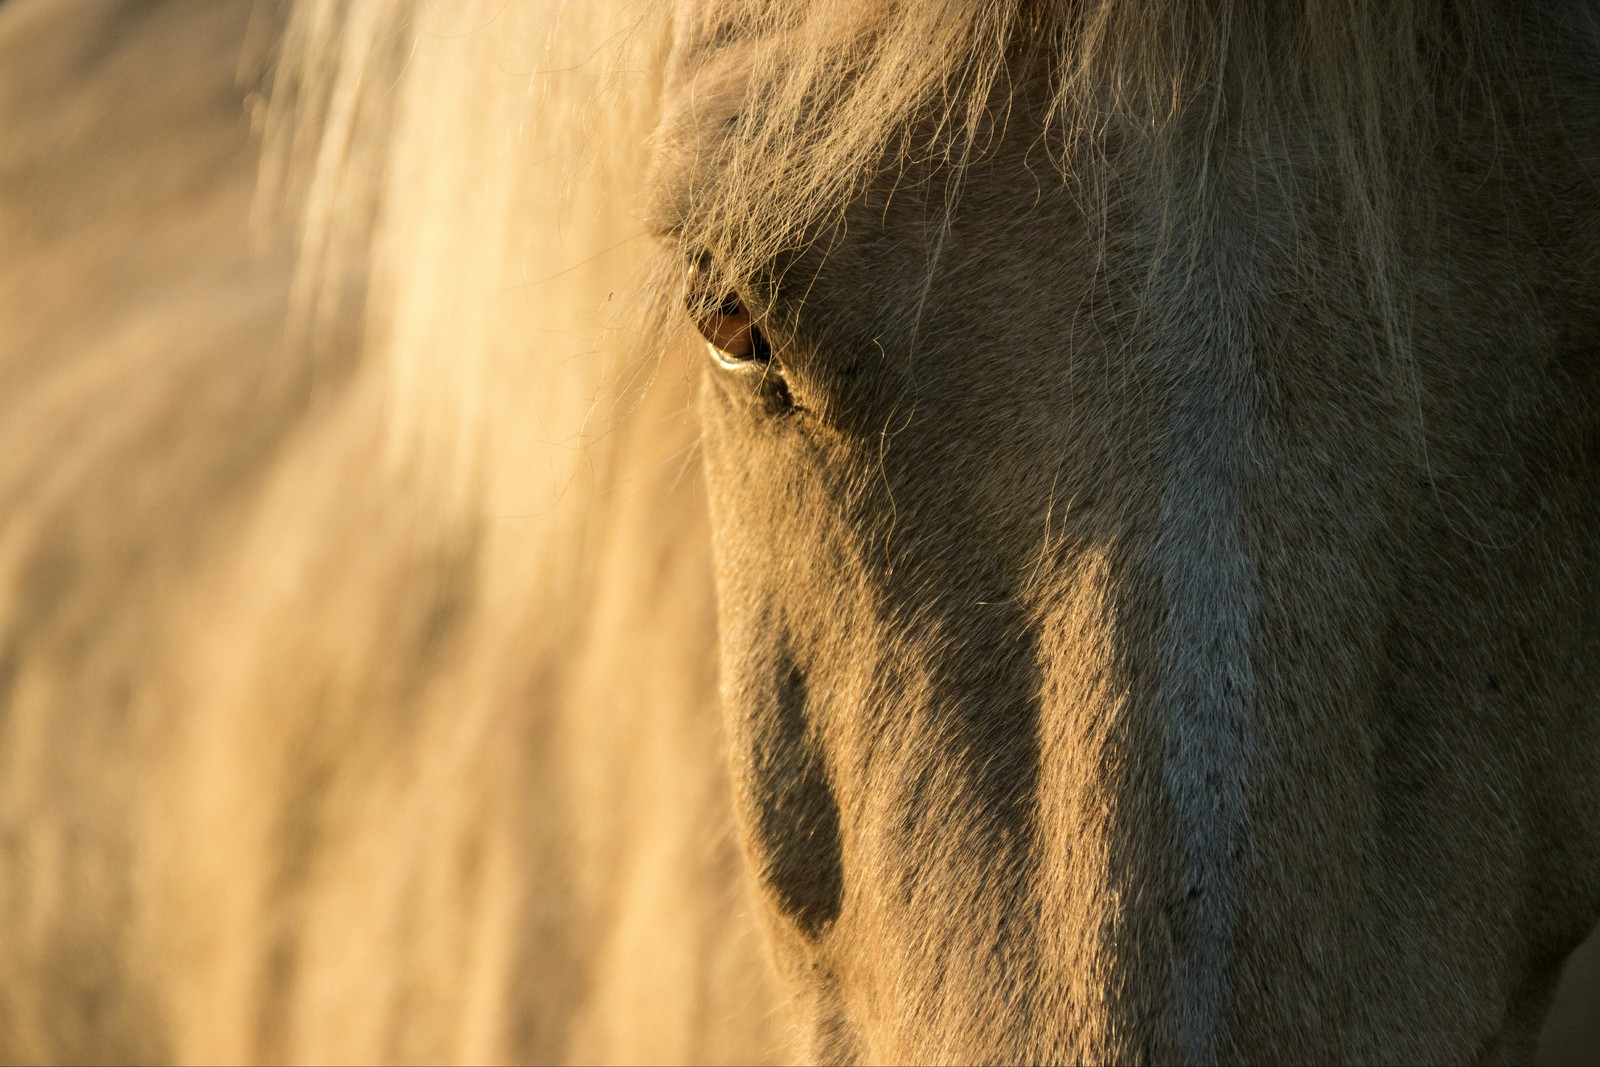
[266,0,1585,503]
[657,0,1533,304]
[275,0,1551,441]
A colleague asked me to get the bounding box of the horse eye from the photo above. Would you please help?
[691,293,770,367]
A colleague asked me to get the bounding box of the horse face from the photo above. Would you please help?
[664,37,1600,1065]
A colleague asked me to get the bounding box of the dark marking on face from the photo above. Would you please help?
[743,656,843,939]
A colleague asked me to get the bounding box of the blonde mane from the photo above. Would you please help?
[270,0,666,527]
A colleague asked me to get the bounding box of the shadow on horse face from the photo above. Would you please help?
[666,18,1600,1063]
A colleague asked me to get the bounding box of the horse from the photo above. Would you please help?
[2,0,1600,1061]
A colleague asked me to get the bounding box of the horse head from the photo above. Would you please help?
[656,4,1600,1060]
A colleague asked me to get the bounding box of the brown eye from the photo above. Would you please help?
[692,292,770,366]
[686,280,794,413]
[695,295,752,358]
[686,259,771,367]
